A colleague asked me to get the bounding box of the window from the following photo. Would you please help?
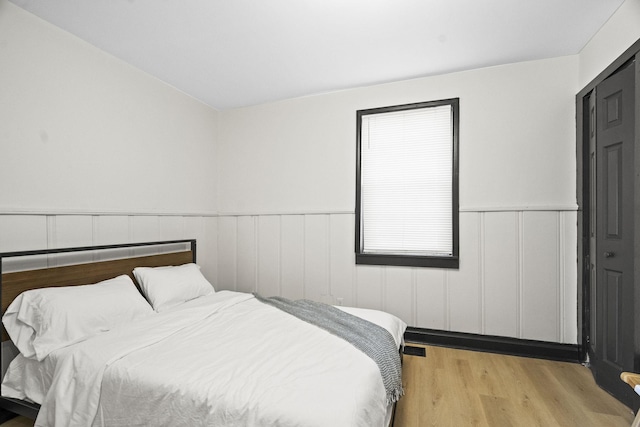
[355,98,459,268]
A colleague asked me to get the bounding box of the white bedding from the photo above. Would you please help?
[3,291,406,427]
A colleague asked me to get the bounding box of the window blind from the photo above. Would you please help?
[360,104,453,256]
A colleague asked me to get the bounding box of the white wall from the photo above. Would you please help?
[219,57,578,214]
[218,56,580,344]
[0,1,218,216]
[0,1,219,280]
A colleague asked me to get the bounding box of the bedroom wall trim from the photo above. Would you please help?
[459,205,578,212]
[0,209,218,217]
[404,327,581,363]
[216,205,578,217]
[0,205,575,218]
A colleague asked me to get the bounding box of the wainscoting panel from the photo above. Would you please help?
[217,209,578,344]
[236,216,257,294]
[0,214,218,287]
[384,267,414,328]
[130,216,163,249]
[483,212,519,338]
[521,211,562,342]
[329,214,356,307]
[0,211,576,344]
[92,216,132,261]
[0,215,48,272]
[416,268,447,330]
[184,216,218,285]
[355,265,384,311]
[217,216,238,290]
[561,211,578,344]
[158,216,188,241]
[303,215,330,303]
[48,215,95,266]
[257,215,281,297]
[447,212,482,334]
[280,215,305,300]
[51,215,94,247]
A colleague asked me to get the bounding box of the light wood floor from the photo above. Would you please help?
[1,344,635,427]
[394,344,634,427]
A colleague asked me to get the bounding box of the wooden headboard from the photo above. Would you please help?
[0,240,197,418]
[0,240,196,342]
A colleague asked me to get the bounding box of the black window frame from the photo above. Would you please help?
[355,98,460,269]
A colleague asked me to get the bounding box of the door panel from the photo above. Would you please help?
[604,143,622,238]
[590,60,637,409]
[603,269,621,364]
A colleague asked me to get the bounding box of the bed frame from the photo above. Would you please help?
[0,239,197,420]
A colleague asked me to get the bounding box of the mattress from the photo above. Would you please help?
[2,291,406,427]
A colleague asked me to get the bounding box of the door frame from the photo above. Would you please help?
[577,38,640,364]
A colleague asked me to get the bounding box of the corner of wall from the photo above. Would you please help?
[578,0,640,88]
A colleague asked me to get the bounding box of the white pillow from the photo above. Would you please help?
[133,263,214,312]
[2,275,153,361]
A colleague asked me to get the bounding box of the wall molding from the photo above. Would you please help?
[0,205,576,218]
[460,205,579,212]
[217,210,355,217]
[0,208,218,217]
[217,205,579,217]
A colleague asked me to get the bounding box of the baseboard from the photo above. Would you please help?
[404,327,582,363]
[0,409,16,424]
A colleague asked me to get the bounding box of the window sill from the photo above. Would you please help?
[356,253,459,269]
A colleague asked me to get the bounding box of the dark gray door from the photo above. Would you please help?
[589,60,637,408]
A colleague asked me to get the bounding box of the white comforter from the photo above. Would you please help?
[15,291,405,427]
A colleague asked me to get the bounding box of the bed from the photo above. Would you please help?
[0,240,406,427]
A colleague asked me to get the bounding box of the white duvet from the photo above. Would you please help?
[5,291,406,427]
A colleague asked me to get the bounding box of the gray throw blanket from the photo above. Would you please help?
[253,294,403,404]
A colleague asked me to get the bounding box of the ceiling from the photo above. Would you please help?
[9,0,625,110]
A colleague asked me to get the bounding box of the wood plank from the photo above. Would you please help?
[394,345,634,427]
